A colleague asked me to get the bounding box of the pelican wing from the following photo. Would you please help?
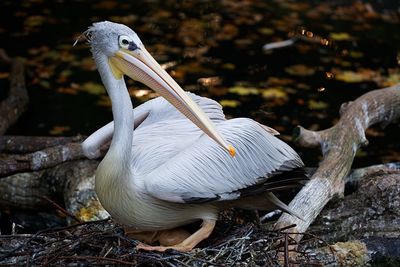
[134,92,225,128]
[82,92,224,159]
[142,118,304,204]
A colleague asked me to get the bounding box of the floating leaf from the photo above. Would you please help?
[198,76,222,87]
[308,99,328,110]
[80,82,105,95]
[96,95,112,108]
[258,27,274,35]
[335,69,377,83]
[266,77,295,86]
[285,64,315,76]
[49,126,71,135]
[24,15,45,31]
[329,32,351,41]
[57,87,78,95]
[261,88,288,100]
[219,99,240,108]
[380,69,400,87]
[228,86,259,96]
[297,83,311,90]
[0,72,10,79]
[349,51,363,58]
[221,63,236,70]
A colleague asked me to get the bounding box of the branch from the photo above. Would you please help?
[275,84,400,241]
[0,136,107,177]
[0,55,29,135]
[0,136,85,153]
[0,160,108,223]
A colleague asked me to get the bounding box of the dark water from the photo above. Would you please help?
[0,0,399,167]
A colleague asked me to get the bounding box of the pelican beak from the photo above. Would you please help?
[108,47,235,157]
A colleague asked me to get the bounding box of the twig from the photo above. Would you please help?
[283,233,289,267]
[40,195,81,223]
[58,255,137,266]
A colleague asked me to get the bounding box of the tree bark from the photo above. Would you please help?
[300,164,400,266]
[0,136,108,178]
[0,160,108,225]
[275,84,400,243]
[0,136,84,154]
[0,56,29,135]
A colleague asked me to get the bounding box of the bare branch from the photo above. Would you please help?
[275,84,400,242]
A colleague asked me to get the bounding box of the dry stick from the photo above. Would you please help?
[283,233,289,267]
[57,256,137,266]
[0,136,85,154]
[40,195,82,223]
[0,57,29,135]
[275,84,400,243]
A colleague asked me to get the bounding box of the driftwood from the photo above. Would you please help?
[0,51,29,135]
[305,163,400,265]
[275,84,400,244]
[0,136,108,178]
[0,136,84,154]
[0,160,108,226]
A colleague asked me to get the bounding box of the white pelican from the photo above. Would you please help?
[81,21,305,252]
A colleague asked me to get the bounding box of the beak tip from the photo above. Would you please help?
[228,145,236,157]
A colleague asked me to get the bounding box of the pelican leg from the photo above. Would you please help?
[125,228,191,246]
[136,219,216,252]
[124,228,159,245]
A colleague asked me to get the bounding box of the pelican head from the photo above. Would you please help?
[86,21,235,156]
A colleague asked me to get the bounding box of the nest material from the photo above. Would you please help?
[0,213,322,266]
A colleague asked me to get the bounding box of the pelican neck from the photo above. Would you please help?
[95,53,134,165]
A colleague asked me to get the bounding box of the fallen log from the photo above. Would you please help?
[0,136,107,178]
[0,136,85,154]
[275,84,400,243]
[0,160,108,226]
[298,164,400,266]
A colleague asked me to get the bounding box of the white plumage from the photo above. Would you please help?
[81,21,305,252]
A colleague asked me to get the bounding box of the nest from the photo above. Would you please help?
[0,211,322,266]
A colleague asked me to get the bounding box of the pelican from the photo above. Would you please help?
[81,21,305,252]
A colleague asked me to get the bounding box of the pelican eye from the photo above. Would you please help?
[119,35,133,49]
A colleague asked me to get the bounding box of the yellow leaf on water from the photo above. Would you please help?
[261,88,288,100]
[57,87,78,95]
[335,69,377,83]
[329,32,352,41]
[80,82,105,95]
[49,126,71,135]
[349,51,364,58]
[228,86,260,96]
[221,63,236,70]
[219,99,241,108]
[258,27,274,35]
[266,77,295,86]
[285,64,315,76]
[308,99,328,110]
[0,72,9,79]
[380,69,400,87]
[96,95,112,108]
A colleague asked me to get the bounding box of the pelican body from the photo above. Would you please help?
[81,21,305,251]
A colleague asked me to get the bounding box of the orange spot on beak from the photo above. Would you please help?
[229,145,236,157]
